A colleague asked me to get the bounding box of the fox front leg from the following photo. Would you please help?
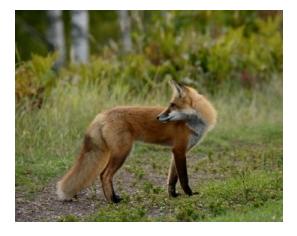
[172,148,193,196]
[167,156,178,197]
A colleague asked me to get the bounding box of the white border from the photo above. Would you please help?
[0,3,15,226]
[1,1,297,236]
[10,0,284,10]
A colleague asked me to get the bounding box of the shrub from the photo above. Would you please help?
[15,12,282,106]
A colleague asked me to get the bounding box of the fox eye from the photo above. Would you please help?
[170,103,176,108]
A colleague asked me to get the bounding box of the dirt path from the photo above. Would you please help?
[15,179,107,222]
[15,154,211,222]
[15,168,156,222]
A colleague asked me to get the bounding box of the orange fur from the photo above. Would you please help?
[57,81,217,203]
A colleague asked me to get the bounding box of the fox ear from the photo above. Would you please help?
[169,79,185,97]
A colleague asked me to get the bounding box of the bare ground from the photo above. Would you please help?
[15,154,220,222]
[16,180,102,221]
[15,167,165,222]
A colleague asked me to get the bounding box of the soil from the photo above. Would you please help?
[15,179,105,222]
[15,169,166,222]
[15,154,215,222]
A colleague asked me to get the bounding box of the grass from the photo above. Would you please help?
[82,170,282,222]
[15,78,282,221]
[208,200,282,222]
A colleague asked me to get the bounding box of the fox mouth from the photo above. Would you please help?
[157,114,171,122]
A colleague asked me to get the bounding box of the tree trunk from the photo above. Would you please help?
[71,10,89,64]
[47,10,65,70]
[117,10,132,53]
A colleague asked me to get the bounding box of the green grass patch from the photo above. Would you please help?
[82,170,282,222]
[209,199,282,222]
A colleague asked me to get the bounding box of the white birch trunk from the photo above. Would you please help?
[118,10,132,53]
[47,10,65,69]
[71,10,89,64]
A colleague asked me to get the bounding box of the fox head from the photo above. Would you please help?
[157,80,200,123]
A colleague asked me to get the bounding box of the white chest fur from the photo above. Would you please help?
[186,114,207,150]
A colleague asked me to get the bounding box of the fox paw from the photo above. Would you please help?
[168,189,180,198]
[111,194,122,203]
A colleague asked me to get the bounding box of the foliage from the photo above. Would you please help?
[15,11,282,106]
[15,54,57,109]
[140,11,282,90]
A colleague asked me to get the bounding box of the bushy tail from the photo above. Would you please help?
[56,133,109,201]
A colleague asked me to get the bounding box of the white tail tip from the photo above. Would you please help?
[56,181,71,201]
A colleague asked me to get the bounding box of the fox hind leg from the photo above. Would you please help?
[100,133,132,203]
[100,150,131,203]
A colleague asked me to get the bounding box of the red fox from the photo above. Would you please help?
[56,80,217,203]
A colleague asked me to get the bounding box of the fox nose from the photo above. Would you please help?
[156,115,160,120]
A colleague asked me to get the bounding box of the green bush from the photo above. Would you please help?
[15,11,282,106]
[15,54,57,108]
